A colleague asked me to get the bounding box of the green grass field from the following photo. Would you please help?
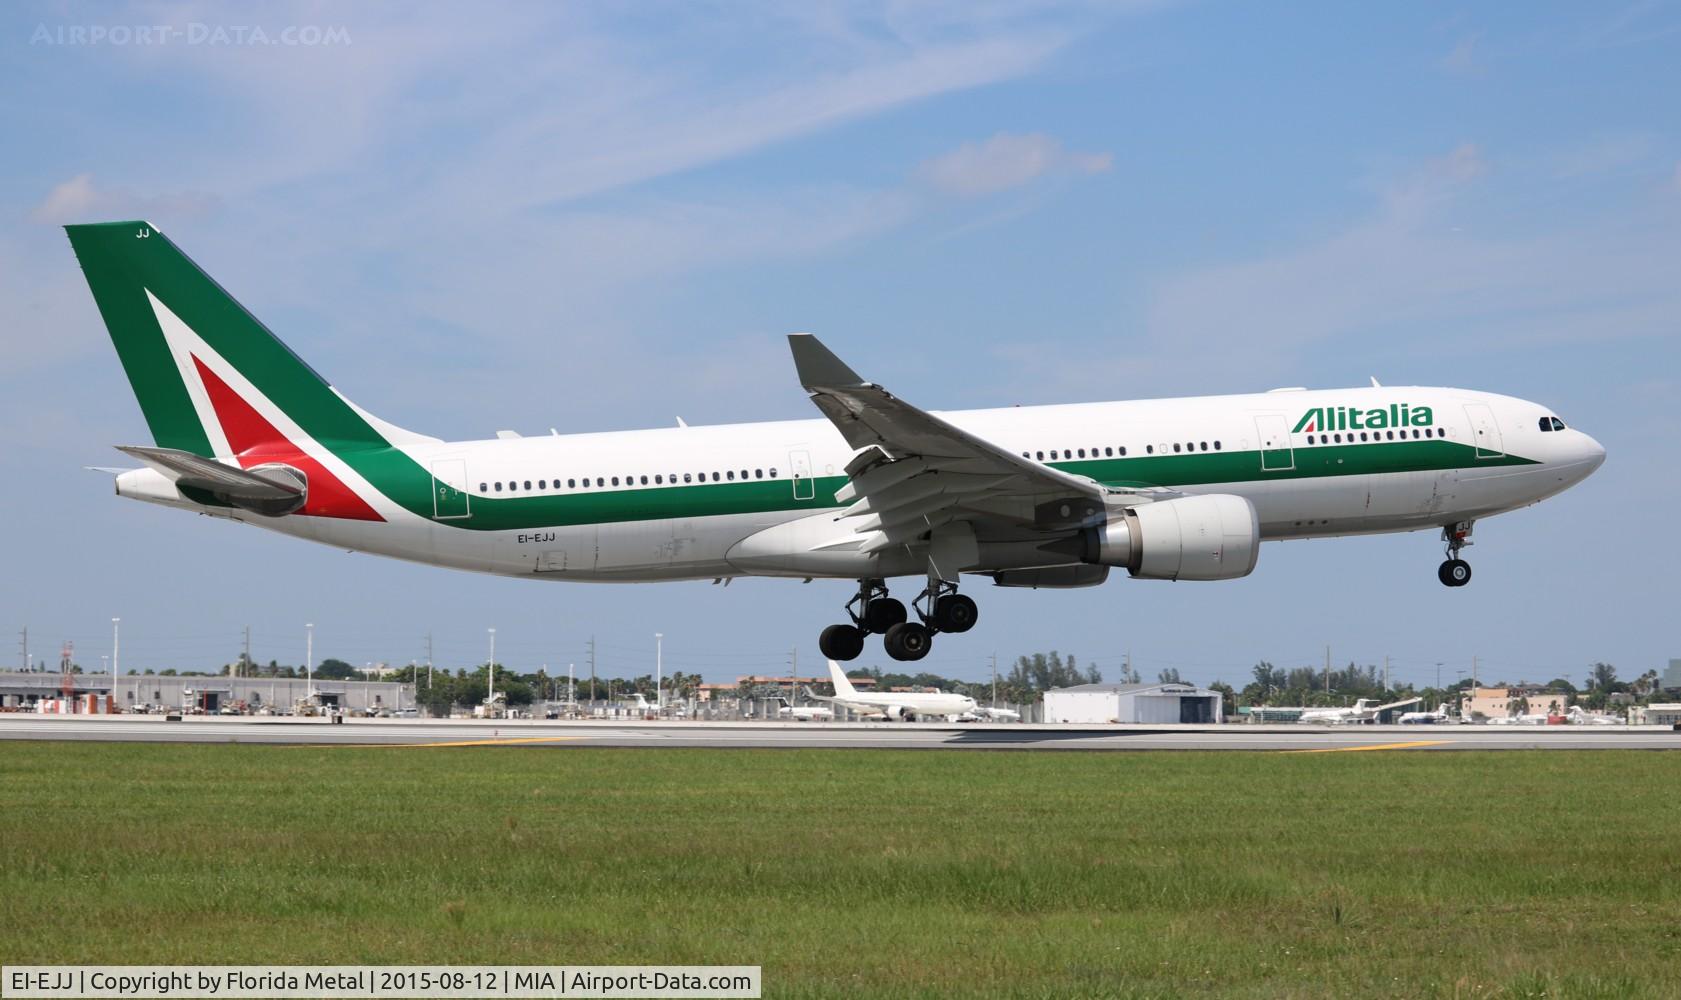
[3,743,1679,998]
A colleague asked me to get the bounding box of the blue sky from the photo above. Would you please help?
[2,2,1677,689]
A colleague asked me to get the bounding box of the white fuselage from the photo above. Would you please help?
[119,385,1604,584]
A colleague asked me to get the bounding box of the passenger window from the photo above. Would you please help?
[683,473,692,483]
[538,480,546,489]
[610,477,618,486]
[1146,445,1154,454]
[1050,450,1059,460]
[769,468,777,477]
[727,470,735,480]
[640,475,648,485]
[479,482,487,491]
[1173,443,1182,453]
[710,472,719,482]
[1104,447,1112,457]
[1334,434,1342,443]
[1214,441,1221,451]
[1036,451,1044,460]
[1077,449,1086,458]
[596,477,605,486]
[1200,442,1208,451]
[755,469,763,479]
[494,482,502,492]
[1120,446,1127,456]
[568,479,576,488]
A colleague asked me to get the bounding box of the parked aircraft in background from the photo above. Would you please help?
[1298,697,1421,725]
[804,661,977,722]
[1398,705,1455,724]
[775,696,834,722]
[71,221,1603,663]
[1567,705,1623,726]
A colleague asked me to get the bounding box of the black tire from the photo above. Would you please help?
[1447,559,1472,587]
[863,597,908,634]
[883,622,932,662]
[1437,560,1455,587]
[932,593,979,633]
[818,623,865,661]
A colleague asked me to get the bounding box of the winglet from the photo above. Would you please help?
[788,333,866,389]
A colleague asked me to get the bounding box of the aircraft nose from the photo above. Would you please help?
[1577,432,1606,474]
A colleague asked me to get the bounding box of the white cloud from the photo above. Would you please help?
[1440,34,1483,74]
[918,132,1112,197]
[30,173,220,225]
[1142,142,1681,377]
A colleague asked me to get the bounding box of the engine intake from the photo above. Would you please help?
[1084,494,1259,581]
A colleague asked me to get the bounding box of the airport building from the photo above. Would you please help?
[1461,685,1573,721]
[0,671,415,714]
[1663,660,1681,693]
[1043,681,1223,724]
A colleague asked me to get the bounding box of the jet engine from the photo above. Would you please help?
[1083,494,1259,581]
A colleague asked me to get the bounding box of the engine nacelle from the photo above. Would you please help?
[1084,494,1259,581]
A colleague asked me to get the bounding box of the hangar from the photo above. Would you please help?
[1043,681,1224,725]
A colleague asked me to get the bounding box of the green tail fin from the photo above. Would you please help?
[65,220,397,453]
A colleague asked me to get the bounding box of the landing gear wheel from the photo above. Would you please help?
[1438,559,1472,587]
[931,593,978,633]
[862,597,908,634]
[883,622,933,662]
[818,623,866,661]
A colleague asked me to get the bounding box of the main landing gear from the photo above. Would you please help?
[1438,521,1473,588]
[817,577,979,662]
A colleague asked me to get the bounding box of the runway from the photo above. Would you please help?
[2,715,1678,750]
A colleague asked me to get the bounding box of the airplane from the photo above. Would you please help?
[1297,697,1420,725]
[806,661,977,722]
[1566,705,1622,726]
[969,705,1021,722]
[68,221,1605,662]
[1397,705,1455,725]
[773,696,834,722]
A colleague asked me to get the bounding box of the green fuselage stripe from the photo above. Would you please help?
[364,438,1536,532]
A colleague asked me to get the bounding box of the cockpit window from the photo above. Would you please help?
[1551,417,1566,431]
[1538,417,1553,432]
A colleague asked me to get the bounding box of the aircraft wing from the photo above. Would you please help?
[116,445,304,505]
[788,334,1169,558]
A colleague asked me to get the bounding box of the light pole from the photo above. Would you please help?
[111,617,120,711]
[305,623,314,704]
[568,663,575,709]
[655,633,663,711]
[487,628,496,707]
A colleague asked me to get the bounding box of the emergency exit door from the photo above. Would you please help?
[431,459,471,519]
[788,450,814,501]
[1254,414,1295,472]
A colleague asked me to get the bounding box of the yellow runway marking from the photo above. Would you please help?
[1284,740,1450,754]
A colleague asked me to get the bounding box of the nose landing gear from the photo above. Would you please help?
[1438,521,1473,587]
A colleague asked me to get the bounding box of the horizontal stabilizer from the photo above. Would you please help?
[116,445,306,516]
